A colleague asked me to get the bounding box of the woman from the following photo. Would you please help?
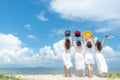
[84,39,94,78]
[95,36,108,77]
[63,34,73,77]
[74,37,85,77]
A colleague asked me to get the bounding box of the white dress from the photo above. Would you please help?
[74,41,85,70]
[63,50,73,69]
[85,47,94,64]
[96,52,108,74]
[63,39,73,69]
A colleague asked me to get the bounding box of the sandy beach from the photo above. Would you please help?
[15,74,120,80]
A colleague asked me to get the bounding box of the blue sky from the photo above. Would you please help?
[0,0,120,68]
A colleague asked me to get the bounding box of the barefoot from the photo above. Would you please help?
[75,74,79,77]
[89,74,93,78]
[82,74,85,77]
[68,75,71,77]
[64,74,67,77]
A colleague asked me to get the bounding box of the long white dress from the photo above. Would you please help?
[85,47,94,64]
[96,52,108,74]
[62,39,73,69]
[63,50,73,69]
[74,41,85,70]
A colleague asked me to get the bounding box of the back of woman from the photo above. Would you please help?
[84,40,94,78]
[63,35,73,77]
[85,41,94,65]
[74,39,85,77]
[74,40,83,53]
[95,40,108,77]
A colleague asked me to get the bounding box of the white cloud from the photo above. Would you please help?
[0,33,21,50]
[50,0,120,34]
[39,46,56,61]
[95,28,112,33]
[37,11,48,21]
[102,46,119,61]
[24,24,31,30]
[0,33,56,64]
[0,33,60,65]
[0,33,32,63]
[50,0,120,22]
[51,29,64,35]
[53,39,64,59]
[27,35,37,39]
[49,29,64,39]
[95,24,120,33]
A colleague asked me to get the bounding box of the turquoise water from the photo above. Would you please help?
[0,68,119,75]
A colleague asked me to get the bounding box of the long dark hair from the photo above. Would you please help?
[86,41,92,48]
[95,41,102,51]
[65,39,71,50]
[76,40,81,46]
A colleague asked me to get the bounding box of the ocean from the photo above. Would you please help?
[0,67,119,75]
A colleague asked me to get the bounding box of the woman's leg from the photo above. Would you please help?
[90,64,94,77]
[88,64,92,78]
[82,69,85,77]
[64,65,67,77]
[88,64,93,78]
[76,69,79,76]
[68,68,71,77]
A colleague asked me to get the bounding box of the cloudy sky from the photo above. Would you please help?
[0,0,120,68]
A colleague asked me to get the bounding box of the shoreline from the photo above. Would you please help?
[0,67,120,75]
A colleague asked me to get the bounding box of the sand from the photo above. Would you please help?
[15,74,120,80]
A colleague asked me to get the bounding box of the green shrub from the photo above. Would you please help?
[0,74,22,80]
[107,73,120,79]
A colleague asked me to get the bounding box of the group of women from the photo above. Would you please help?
[62,30,108,78]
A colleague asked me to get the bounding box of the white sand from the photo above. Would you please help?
[15,74,120,80]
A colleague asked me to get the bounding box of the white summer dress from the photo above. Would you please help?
[74,41,85,70]
[96,51,108,74]
[62,39,73,69]
[63,49,73,69]
[85,46,94,64]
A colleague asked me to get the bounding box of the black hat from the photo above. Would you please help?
[64,30,71,36]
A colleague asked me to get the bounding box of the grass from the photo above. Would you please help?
[0,74,22,80]
[107,73,120,79]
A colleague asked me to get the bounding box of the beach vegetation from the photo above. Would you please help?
[0,74,22,80]
[107,73,120,79]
